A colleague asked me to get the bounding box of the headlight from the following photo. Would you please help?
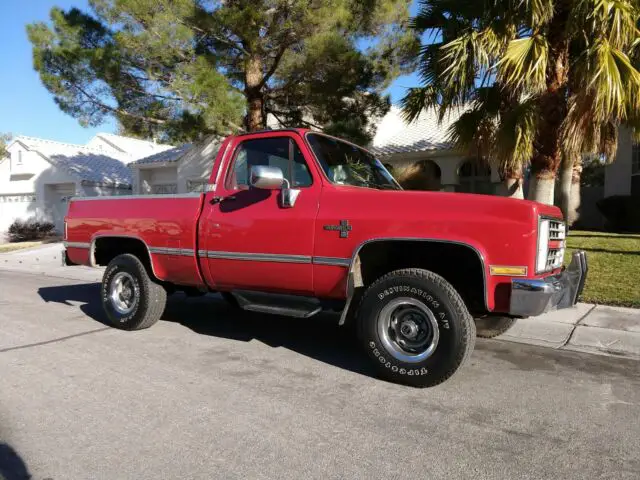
[537,218,566,273]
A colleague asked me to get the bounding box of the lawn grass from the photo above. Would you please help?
[565,230,640,308]
[0,241,47,253]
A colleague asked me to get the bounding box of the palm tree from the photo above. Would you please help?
[402,0,640,205]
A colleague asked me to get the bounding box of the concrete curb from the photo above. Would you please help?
[499,303,640,360]
[1,244,639,360]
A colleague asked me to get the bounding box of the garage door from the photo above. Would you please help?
[0,193,37,233]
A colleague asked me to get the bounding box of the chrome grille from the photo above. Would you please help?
[546,248,564,269]
[549,220,566,240]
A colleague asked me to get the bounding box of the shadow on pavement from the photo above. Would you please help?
[0,443,31,480]
[37,283,375,379]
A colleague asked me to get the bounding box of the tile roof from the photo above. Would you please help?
[129,143,194,165]
[130,135,223,166]
[14,136,133,187]
[370,106,464,157]
[90,133,174,160]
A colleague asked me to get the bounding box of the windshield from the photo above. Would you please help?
[306,133,401,190]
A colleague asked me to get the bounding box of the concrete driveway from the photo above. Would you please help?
[0,269,639,480]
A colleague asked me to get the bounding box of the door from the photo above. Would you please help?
[202,133,320,295]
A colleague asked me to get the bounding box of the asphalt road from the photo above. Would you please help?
[0,270,639,480]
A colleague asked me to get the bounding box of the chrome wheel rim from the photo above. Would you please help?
[109,272,137,315]
[377,297,439,363]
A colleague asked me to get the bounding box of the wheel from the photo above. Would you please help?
[475,316,517,338]
[101,253,167,330]
[356,268,475,388]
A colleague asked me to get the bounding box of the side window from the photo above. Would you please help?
[226,137,312,189]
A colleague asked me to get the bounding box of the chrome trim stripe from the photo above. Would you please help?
[312,256,351,267]
[148,247,194,257]
[70,193,202,202]
[64,241,90,249]
[206,251,312,264]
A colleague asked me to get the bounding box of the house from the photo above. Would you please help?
[130,135,223,194]
[370,106,502,194]
[0,133,174,234]
[605,126,640,198]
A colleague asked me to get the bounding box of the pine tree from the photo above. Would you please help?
[28,0,417,143]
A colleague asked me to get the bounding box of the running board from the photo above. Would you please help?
[231,291,322,318]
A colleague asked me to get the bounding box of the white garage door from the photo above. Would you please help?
[0,193,37,233]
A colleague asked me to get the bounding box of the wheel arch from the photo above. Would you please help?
[91,234,158,280]
[339,238,488,325]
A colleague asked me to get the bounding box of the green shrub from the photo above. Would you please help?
[596,195,640,233]
[7,218,55,242]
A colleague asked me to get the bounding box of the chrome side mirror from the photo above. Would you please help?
[249,165,300,208]
[250,165,284,190]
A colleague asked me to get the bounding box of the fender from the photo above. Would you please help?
[338,237,489,325]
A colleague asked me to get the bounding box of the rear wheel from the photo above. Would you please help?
[101,253,167,330]
[475,316,517,338]
[357,268,475,388]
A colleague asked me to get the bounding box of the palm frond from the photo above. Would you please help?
[573,0,639,48]
[520,0,555,25]
[493,95,539,174]
[582,40,640,121]
[496,34,548,93]
[400,86,439,123]
[446,107,496,157]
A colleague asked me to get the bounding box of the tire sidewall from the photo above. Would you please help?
[358,274,468,384]
[101,258,146,328]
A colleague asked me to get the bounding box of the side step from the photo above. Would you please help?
[231,290,322,318]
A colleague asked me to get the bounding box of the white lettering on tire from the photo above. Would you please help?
[369,340,429,376]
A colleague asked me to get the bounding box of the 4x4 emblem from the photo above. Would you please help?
[324,220,352,238]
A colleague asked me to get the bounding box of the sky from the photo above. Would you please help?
[0,0,421,145]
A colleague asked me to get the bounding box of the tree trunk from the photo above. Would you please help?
[529,2,570,204]
[568,161,582,226]
[496,166,524,199]
[559,158,573,221]
[245,55,265,131]
[528,175,556,204]
[558,156,582,225]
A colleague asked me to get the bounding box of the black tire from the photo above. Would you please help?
[357,268,475,388]
[101,253,167,330]
[475,316,517,338]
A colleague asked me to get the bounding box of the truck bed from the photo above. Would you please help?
[65,193,207,286]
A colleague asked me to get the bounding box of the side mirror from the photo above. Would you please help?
[250,165,284,190]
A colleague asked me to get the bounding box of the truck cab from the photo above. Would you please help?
[63,129,588,387]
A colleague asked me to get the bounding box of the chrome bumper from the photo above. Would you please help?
[509,251,588,317]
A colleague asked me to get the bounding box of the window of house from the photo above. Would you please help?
[456,158,494,194]
[187,179,209,193]
[16,151,23,166]
[226,137,312,189]
[152,183,177,195]
[633,143,640,175]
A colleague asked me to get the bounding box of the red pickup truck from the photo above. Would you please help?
[63,129,587,387]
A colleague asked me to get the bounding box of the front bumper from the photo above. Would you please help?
[509,251,588,317]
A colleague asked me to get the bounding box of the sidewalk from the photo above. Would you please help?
[1,242,639,359]
[501,303,640,359]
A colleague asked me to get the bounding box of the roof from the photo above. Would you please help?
[130,134,224,166]
[12,136,133,187]
[130,143,194,165]
[89,133,174,160]
[370,106,464,157]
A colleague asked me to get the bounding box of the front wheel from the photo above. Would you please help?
[475,316,517,338]
[101,253,167,330]
[357,268,475,388]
